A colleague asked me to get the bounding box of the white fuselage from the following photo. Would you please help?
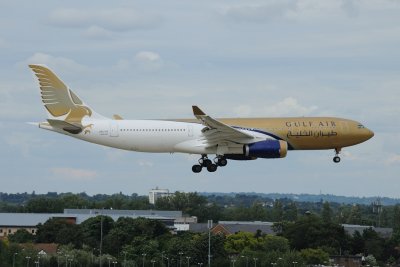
[39,119,262,155]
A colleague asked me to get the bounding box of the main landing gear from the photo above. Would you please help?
[333,148,341,163]
[192,155,228,173]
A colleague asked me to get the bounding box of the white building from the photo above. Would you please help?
[149,188,173,204]
[0,209,182,238]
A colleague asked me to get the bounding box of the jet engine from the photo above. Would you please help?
[225,139,288,160]
[243,139,288,158]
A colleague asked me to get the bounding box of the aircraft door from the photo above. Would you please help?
[109,121,119,137]
[187,125,193,137]
[341,121,349,134]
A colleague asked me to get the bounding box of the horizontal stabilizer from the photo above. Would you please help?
[47,119,82,134]
[113,114,123,120]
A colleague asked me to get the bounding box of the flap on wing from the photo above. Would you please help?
[47,119,82,134]
[192,106,254,140]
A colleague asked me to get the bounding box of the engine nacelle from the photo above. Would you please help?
[243,140,287,158]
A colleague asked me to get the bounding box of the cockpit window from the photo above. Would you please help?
[357,124,365,129]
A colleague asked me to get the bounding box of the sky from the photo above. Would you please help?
[0,0,399,198]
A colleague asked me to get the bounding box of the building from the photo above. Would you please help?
[342,224,393,238]
[174,216,198,231]
[187,221,393,239]
[0,208,183,239]
[330,255,363,267]
[211,221,275,236]
[0,213,72,238]
[148,188,173,204]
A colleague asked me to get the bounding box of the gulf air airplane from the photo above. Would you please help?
[29,65,374,173]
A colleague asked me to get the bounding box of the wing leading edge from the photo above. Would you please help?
[192,106,255,147]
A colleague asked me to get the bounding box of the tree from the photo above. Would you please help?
[25,197,63,213]
[272,200,284,221]
[80,215,114,249]
[8,229,34,243]
[392,205,400,231]
[322,202,332,224]
[247,202,267,221]
[35,218,82,247]
[224,232,260,254]
[122,236,160,260]
[362,228,385,260]
[103,217,143,255]
[300,248,329,265]
[155,192,209,221]
[190,233,226,264]
[347,205,362,225]
[364,254,377,266]
[61,194,90,209]
[284,202,298,222]
[164,235,193,262]
[350,231,364,254]
[282,214,348,252]
[263,235,290,253]
[131,217,169,238]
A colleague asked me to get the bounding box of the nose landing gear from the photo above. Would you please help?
[192,155,228,173]
[333,148,341,163]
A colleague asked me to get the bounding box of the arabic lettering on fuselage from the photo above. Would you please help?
[287,130,338,139]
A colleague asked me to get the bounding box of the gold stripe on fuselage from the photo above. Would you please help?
[174,117,374,150]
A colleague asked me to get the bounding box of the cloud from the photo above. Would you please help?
[342,151,361,161]
[83,25,112,39]
[263,97,318,116]
[134,51,163,71]
[18,53,88,74]
[221,1,297,23]
[234,105,253,117]
[105,149,128,162]
[0,38,6,48]
[340,0,359,17]
[48,8,162,31]
[112,51,164,72]
[137,160,154,167]
[50,167,97,181]
[221,0,367,23]
[4,132,43,157]
[385,154,400,165]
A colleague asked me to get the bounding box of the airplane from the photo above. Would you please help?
[29,64,374,173]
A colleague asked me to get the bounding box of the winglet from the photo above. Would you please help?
[192,106,206,116]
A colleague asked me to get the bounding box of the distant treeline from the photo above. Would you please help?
[1,191,400,229]
[202,192,400,206]
[2,191,399,206]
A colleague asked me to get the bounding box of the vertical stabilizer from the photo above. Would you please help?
[29,64,107,125]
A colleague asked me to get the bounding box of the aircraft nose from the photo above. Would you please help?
[366,128,374,140]
[360,128,374,142]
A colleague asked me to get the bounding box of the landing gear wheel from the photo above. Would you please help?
[333,148,342,163]
[203,159,212,167]
[217,158,228,167]
[207,164,218,172]
[198,155,211,167]
[192,164,202,173]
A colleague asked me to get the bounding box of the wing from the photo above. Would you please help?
[29,64,80,117]
[192,106,254,146]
